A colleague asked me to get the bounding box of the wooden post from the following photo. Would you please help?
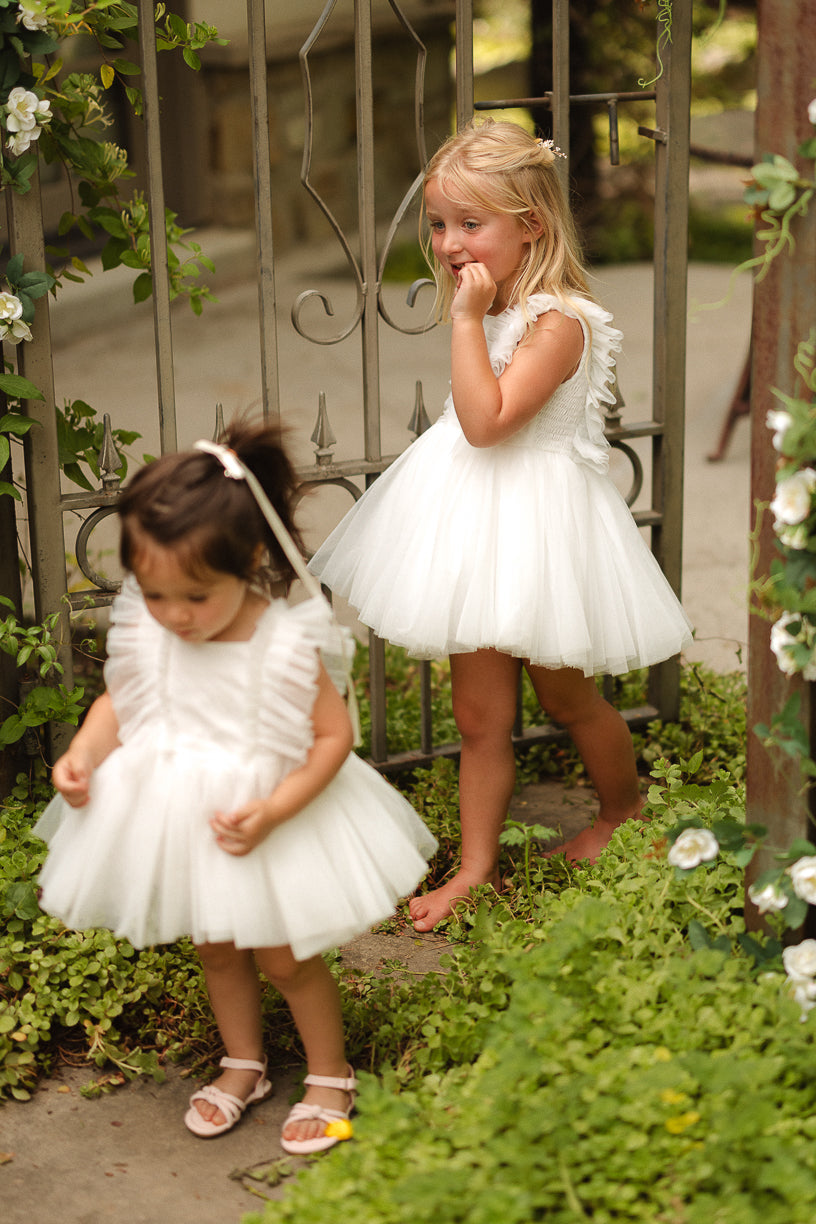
[745,0,816,928]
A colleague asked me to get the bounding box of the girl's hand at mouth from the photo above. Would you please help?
[450,261,497,320]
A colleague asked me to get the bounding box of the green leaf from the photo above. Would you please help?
[0,413,35,438]
[4,252,24,282]
[132,272,152,303]
[0,374,44,401]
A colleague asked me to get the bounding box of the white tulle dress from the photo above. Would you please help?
[309,293,693,676]
[34,579,437,961]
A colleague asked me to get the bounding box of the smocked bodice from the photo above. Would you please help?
[440,293,622,474]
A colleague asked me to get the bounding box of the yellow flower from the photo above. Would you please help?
[659,1088,688,1106]
[325,1118,353,1140]
[653,1047,672,1062]
[665,1111,701,1134]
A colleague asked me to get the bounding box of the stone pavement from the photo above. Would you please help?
[0,235,753,1223]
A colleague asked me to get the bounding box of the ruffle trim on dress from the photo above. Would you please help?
[253,595,334,770]
[484,292,623,474]
[104,576,165,739]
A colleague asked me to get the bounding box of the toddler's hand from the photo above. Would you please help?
[52,750,94,807]
[450,262,496,321]
[210,800,276,856]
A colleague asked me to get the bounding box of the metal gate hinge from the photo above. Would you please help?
[637,125,668,144]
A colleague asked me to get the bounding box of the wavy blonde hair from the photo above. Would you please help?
[422,119,593,327]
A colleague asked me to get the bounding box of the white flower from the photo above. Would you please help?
[5,86,51,134]
[776,522,810,550]
[6,129,33,156]
[783,939,816,981]
[0,317,32,345]
[770,613,816,680]
[667,827,719,869]
[16,2,49,32]
[791,977,816,1021]
[0,291,24,322]
[766,408,792,451]
[770,468,816,526]
[809,98,816,126]
[747,881,789,913]
[788,856,816,905]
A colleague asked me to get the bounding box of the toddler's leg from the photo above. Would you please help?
[526,663,644,861]
[256,946,352,1147]
[410,649,521,932]
[193,941,266,1126]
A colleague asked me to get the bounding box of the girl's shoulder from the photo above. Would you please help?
[486,293,620,380]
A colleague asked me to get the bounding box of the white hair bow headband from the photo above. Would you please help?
[193,438,322,601]
[193,438,360,742]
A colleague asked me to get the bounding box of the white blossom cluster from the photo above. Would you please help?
[0,291,32,345]
[765,405,816,677]
[16,1,48,32]
[667,827,719,869]
[783,939,816,1020]
[4,84,52,157]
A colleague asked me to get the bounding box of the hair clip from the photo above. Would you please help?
[537,137,567,160]
[194,438,245,480]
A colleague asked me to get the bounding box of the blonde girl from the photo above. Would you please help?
[310,120,692,931]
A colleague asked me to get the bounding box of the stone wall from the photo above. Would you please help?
[158,17,454,245]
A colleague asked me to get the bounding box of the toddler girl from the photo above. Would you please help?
[36,420,436,1151]
[310,119,693,931]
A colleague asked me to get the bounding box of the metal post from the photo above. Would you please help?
[137,0,177,453]
[5,167,73,758]
[247,0,280,420]
[647,0,691,723]
[455,0,474,128]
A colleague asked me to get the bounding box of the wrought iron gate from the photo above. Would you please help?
[11,0,692,767]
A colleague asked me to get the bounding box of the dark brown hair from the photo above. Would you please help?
[118,419,305,588]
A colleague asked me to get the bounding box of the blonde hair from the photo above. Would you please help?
[422,118,592,326]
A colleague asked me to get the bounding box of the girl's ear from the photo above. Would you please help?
[523,211,544,240]
[250,542,266,572]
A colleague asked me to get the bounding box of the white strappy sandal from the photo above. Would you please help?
[280,1066,358,1155]
[184,1055,272,1138]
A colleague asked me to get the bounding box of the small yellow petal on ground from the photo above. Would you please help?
[325,1119,353,1140]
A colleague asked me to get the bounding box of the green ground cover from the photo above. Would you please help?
[5,663,813,1222]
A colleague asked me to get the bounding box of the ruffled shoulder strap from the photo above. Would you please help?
[254,596,343,770]
[566,296,623,472]
[103,575,165,732]
[485,292,622,473]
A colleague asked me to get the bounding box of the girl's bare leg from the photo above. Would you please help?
[410,649,522,932]
[255,946,351,1145]
[525,663,643,861]
[193,941,266,1126]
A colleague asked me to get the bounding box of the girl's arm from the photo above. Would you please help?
[51,691,121,808]
[449,262,584,448]
[211,663,354,856]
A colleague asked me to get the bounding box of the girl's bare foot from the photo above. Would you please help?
[548,807,647,864]
[409,869,501,932]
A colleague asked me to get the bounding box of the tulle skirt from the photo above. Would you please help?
[310,413,693,676]
[35,748,437,961]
